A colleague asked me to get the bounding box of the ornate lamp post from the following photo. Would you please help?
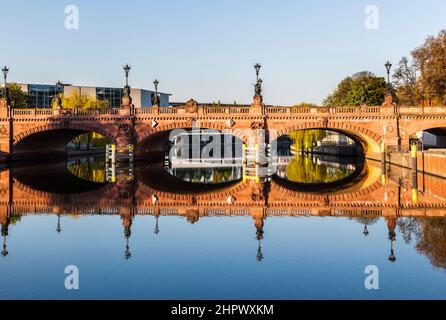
[2,66,10,109]
[123,64,131,88]
[153,79,160,107]
[120,64,133,113]
[254,63,261,83]
[254,63,262,97]
[385,60,392,92]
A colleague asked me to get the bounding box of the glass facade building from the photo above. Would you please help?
[20,83,170,108]
[28,84,63,108]
[96,87,124,109]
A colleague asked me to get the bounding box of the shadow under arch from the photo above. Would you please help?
[13,124,116,160]
[11,161,107,194]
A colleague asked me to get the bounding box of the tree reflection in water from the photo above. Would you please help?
[398,218,446,270]
[285,154,355,184]
[67,157,107,183]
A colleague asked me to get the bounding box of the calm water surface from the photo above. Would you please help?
[1,154,446,299]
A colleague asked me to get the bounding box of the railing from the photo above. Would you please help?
[5,105,446,119]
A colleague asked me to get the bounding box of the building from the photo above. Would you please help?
[18,83,171,109]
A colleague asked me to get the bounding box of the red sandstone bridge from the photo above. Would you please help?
[2,93,446,162]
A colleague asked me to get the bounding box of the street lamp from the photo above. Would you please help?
[2,65,8,85]
[385,61,392,86]
[254,63,261,82]
[153,79,160,106]
[123,64,131,87]
[153,79,159,95]
[2,66,10,107]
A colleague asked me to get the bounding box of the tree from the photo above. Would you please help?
[289,129,327,151]
[411,30,446,105]
[0,83,29,108]
[53,91,111,149]
[292,102,319,109]
[51,90,109,110]
[392,57,419,105]
[323,71,390,106]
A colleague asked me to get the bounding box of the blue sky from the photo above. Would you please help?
[1,0,445,104]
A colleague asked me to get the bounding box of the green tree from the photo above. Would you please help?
[53,91,111,149]
[323,71,390,106]
[0,83,29,108]
[289,130,327,151]
[52,90,109,110]
[285,154,352,184]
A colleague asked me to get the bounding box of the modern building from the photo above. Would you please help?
[18,83,171,109]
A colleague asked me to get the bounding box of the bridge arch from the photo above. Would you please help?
[270,121,382,154]
[136,122,248,160]
[13,123,116,157]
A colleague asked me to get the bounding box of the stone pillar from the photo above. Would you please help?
[0,98,12,162]
[119,85,134,117]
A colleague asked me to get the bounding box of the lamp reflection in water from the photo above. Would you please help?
[56,214,62,234]
[387,217,397,263]
[154,215,160,235]
[1,222,9,258]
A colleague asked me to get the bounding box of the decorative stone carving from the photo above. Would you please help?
[322,195,330,206]
[118,123,135,144]
[0,125,7,135]
[250,121,265,130]
[382,94,395,107]
[320,117,329,128]
[185,99,198,113]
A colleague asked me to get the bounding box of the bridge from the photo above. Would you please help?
[2,160,446,223]
[2,89,446,162]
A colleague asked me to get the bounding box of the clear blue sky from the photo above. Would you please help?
[1,0,445,105]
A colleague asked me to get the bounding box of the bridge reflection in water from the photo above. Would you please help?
[2,155,446,298]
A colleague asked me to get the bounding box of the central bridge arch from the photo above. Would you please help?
[270,121,383,155]
[136,122,249,161]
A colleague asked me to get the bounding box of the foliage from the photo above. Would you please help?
[323,71,391,106]
[0,83,29,108]
[67,158,106,183]
[392,57,419,105]
[291,102,319,108]
[289,130,327,150]
[52,91,111,149]
[51,90,110,109]
[398,218,446,270]
[70,132,111,150]
[410,30,446,105]
[285,154,352,184]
